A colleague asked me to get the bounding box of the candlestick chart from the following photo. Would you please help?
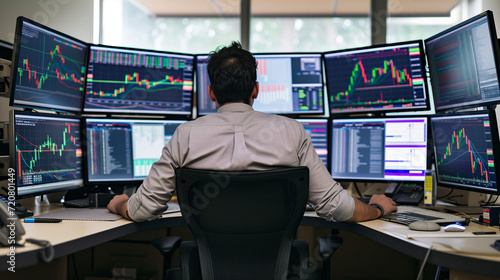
[432,116,497,188]
[84,47,194,114]
[14,115,82,187]
[12,20,87,112]
[325,44,428,113]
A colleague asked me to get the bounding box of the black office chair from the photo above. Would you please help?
[173,166,311,280]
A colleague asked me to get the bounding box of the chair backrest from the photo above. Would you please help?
[175,167,309,280]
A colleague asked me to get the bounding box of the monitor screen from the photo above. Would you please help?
[324,40,429,115]
[10,110,83,199]
[296,119,329,168]
[84,45,194,116]
[84,118,186,184]
[430,110,499,194]
[425,11,500,112]
[330,117,428,182]
[196,53,325,116]
[9,17,88,113]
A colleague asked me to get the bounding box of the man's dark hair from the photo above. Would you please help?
[207,41,257,106]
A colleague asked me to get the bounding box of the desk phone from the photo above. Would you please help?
[385,182,424,205]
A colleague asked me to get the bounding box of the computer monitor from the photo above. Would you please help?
[324,40,430,116]
[84,45,194,117]
[9,110,83,199]
[195,55,217,116]
[430,110,500,194]
[296,119,329,168]
[425,10,500,112]
[330,116,428,182]
[84,118,186,185]
[9,17,88,113]
[196,53,325,116]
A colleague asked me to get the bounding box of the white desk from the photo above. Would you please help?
[1,206,499,278]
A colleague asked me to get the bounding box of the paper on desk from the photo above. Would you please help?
[383,227,500,255]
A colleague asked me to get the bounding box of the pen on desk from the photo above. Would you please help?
[24,218,62,223]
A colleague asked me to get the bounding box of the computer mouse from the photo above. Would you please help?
[408,221,441,231]
[443,223,466,232]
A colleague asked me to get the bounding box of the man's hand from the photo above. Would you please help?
[369,194,398,216]
[107,194,131,220]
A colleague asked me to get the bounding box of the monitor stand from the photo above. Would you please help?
[437,187,487,214]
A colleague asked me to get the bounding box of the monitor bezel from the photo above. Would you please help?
[329,115,430,183]
[429,109,500,194]
[195,52,326,118]
[9,16,89,114]
[82,116,187,187]
[323,40,431,117]
[9,110,84,199]
[83,44,195,119]
[425,10,500,113]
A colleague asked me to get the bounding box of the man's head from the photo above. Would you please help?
[207,41,259,107]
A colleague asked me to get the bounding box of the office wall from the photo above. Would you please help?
[0,0,94,122]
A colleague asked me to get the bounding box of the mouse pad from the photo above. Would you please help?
[34,208,122,221]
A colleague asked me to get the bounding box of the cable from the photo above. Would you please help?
[416,244,433,280]
[24,238,54,263]
[437,188,454,200]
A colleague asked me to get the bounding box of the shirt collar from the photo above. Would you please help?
[217,103,254,113]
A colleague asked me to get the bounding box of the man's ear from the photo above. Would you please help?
[252,82,259,99]
[208,85,216,102]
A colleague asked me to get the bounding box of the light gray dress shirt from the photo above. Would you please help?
[127,103,355,222]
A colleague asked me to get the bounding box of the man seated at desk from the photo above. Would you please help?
[108,41,398,223]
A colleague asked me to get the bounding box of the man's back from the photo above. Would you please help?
[176,103,306,171]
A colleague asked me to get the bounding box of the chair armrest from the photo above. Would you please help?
[318,235,343,261]
[151,236,182,256]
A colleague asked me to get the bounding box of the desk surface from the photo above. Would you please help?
[1,206,500,277]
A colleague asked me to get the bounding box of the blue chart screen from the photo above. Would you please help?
[84,46,194,115]
[14,113,82,191]
[86,119,186,182]
[331,117,428,181]
[324,42,428,114]
[12,20,87,112]
[431,113,497,191]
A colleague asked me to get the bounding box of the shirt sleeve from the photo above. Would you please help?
[296,123,355,222]
[127,127,186,222]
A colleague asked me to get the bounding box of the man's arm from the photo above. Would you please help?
[345,194,397,223]
[107,194,131,220]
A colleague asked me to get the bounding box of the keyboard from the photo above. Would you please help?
[63,197,90,208]
[381,206,466,225]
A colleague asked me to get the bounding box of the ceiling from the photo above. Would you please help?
[135,0,461,17]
